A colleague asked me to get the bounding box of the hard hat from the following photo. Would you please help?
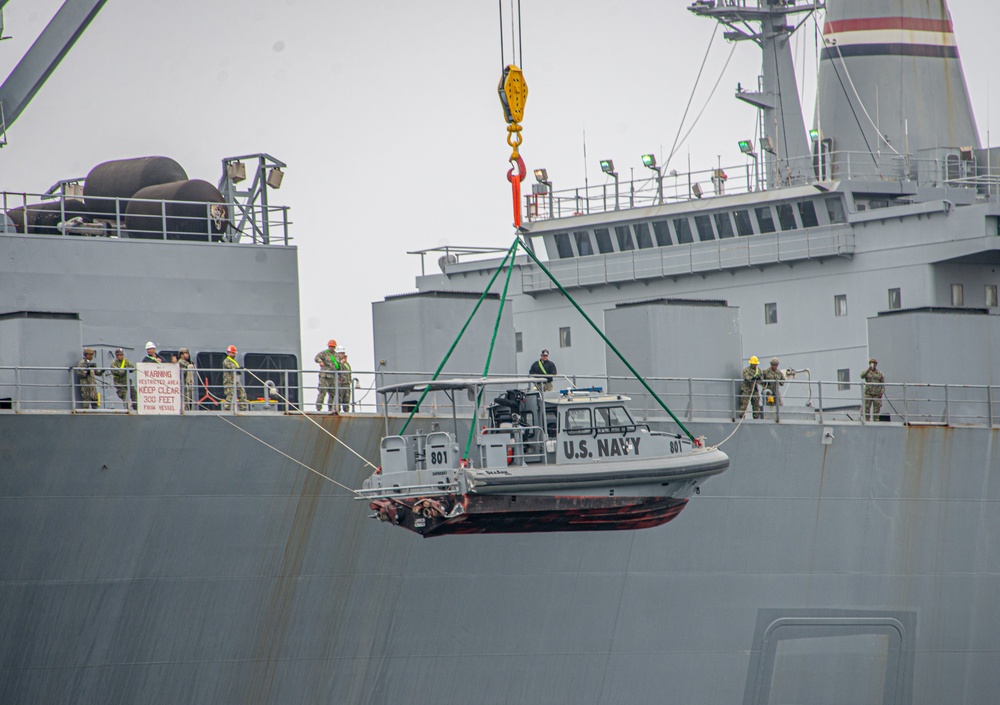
[178,347,189,354]
[770,357,779,365]
[114,348,124,354]
[83,347,95,355]
[749,356,759,365]
[541,349,550,355]
[335,346,345,353]
[328,339,337,347]
[869,357,877,364]
[226,345,237,354]
[145,341,156,349]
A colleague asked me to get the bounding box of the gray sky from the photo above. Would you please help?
[1,0,997,371]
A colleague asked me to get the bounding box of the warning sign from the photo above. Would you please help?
[136,362,182,415]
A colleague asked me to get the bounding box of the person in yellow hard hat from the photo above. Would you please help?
[314,338,342,413]
[739,355,763,419]
[222,344,247,411]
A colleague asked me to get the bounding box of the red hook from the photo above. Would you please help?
[507,155,526,227]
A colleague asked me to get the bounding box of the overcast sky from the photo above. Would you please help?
[1,0,997,371]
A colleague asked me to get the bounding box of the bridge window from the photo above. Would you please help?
[594,228,614,254]
[714,212,735,238]
[776,203,797,230]
[673,217,694,244]
[834,294,848,317]
[733,209,754,236]
[838,368,850,391]
[765,302,778,325]
[565,407,592,434]
[574,231,594,256]
[559,326,571,348]
[798,200,819,227]
[615,225,634,251]
[515,332,523,353]
[755,206,776,233]
[694,214,715,241]
[652,220,673,246]
[554,232,574,259]
[634,222,654,249]
[888,288,901,310]
[987,285,998,308]
[951,283,964,307]
[825,197,846,223]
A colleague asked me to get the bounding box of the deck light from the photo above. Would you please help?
[600,159,617,177]
[738,139,754,155]
[534,168,549,183]
[227,161,247,183]
[809,129,819,142]
[641,154,657,169]
[266,167,284,189]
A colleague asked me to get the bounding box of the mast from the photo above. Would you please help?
[688,0,821,188]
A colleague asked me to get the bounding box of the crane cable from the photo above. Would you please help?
[498,0,528,227]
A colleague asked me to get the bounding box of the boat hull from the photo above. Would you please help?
[370,493,689,537]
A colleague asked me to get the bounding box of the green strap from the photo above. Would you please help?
[517,236,696,442]
[462,239,519,461]
[398,240,519,435]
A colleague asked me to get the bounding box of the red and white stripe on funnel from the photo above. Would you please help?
[822,17,958,59]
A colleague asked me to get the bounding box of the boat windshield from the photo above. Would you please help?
[595,406,635,432]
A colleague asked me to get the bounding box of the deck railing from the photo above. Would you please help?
[1,366,997,428]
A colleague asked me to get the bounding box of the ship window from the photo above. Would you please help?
[694,214,715,241]
[765,302,777,325]
[574,231,594,256]
[515,332,523,353]
[838,368,850,391]
[559,326,571,348]
[733,209,754,236]
[554,232,574,259]
[825,197,846,223]
[594,228,614,253]
[634,222,654,249]
[834,294,848,317]
[776,203,797,230]
[652,220,673,246]
[615,225,634,251]
[987,285,998,308]
[888,288,901,310]
[755,206,776,233]
[565,407,592,434]
[798,201,819,227]
[714,212,735,238]
[673,217,694,243]
[951,283,964,307]
[595,406,635,433]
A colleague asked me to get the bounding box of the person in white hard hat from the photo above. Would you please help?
[142,341,163,363]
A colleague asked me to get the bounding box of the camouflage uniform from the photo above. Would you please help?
[110,356,137,410]
[177,353,197,410]
[337,355,353,412]
[222,354,247,411]
[739,363,763,419]
[861,360,885,421]
[315,348,341,412]
[761,362,785,411]
[75,350,103,409]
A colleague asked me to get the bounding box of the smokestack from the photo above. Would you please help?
[816,0,979,176]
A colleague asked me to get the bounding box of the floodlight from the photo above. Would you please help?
[266,167,284,189]
[692,182,703,199]
[600,159,616,176]
[809,129,820,142]
[534,168,549,183]
[641,154,657,169]
[738,139,754,155]
[227,161,247,183]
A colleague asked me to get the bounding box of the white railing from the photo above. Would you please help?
[1,366,997,427]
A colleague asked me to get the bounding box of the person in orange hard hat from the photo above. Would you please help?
[222,344,247,411]
[314,338,342,413]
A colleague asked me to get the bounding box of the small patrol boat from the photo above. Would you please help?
[359,377,729,537]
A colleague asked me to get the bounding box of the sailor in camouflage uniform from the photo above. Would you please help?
[336,348,353,412]
[314,339,341,412]
[109,348,137,410]
[222,345,247,411]
[177,348,197,410]
[75,347,104,409]
[739,356,763,419]
[761,357,785,413]
[861,357,885,421]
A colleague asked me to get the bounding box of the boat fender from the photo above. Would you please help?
[507,447,514,465]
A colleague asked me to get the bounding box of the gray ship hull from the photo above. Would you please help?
[1,414,996,704]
